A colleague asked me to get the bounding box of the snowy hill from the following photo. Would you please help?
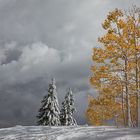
[0,125,140,140]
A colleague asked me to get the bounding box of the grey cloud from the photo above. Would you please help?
[2,49,22,65]
[0,42,62,86]
[0,0,139,127]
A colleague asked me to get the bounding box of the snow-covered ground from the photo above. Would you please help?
[0,125,139,140]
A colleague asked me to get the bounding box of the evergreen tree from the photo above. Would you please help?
[60,88,77,126]
[37,78,60,126]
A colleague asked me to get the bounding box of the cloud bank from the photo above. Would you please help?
[0,0,139,127]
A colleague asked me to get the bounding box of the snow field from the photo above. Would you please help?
[0,126,139,140]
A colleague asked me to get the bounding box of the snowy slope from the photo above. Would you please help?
[0,125,140,140]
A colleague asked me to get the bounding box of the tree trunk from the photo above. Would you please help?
[135,51,139,127]
[121,91,126,127]
[131,9,140,127]
[124,56,132,127]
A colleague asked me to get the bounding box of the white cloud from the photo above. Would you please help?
[0,42,62,85]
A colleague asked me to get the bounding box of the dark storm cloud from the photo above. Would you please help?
[2,49,22,65]
[0,0,139,127]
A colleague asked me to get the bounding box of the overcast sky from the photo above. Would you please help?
[0,0,139,127]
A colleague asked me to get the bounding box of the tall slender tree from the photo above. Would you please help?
[37,78,61,126]
[87,6,140,127]
[127,5,140,127]
[60,88,77,126]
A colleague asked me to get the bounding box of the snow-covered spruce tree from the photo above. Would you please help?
[37,78,61,126]
[60,88,77,126]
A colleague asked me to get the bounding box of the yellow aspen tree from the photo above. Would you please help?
[126,6,140,127]
[87,7,140,127]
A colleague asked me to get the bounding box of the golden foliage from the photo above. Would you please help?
[87,6,140,127]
